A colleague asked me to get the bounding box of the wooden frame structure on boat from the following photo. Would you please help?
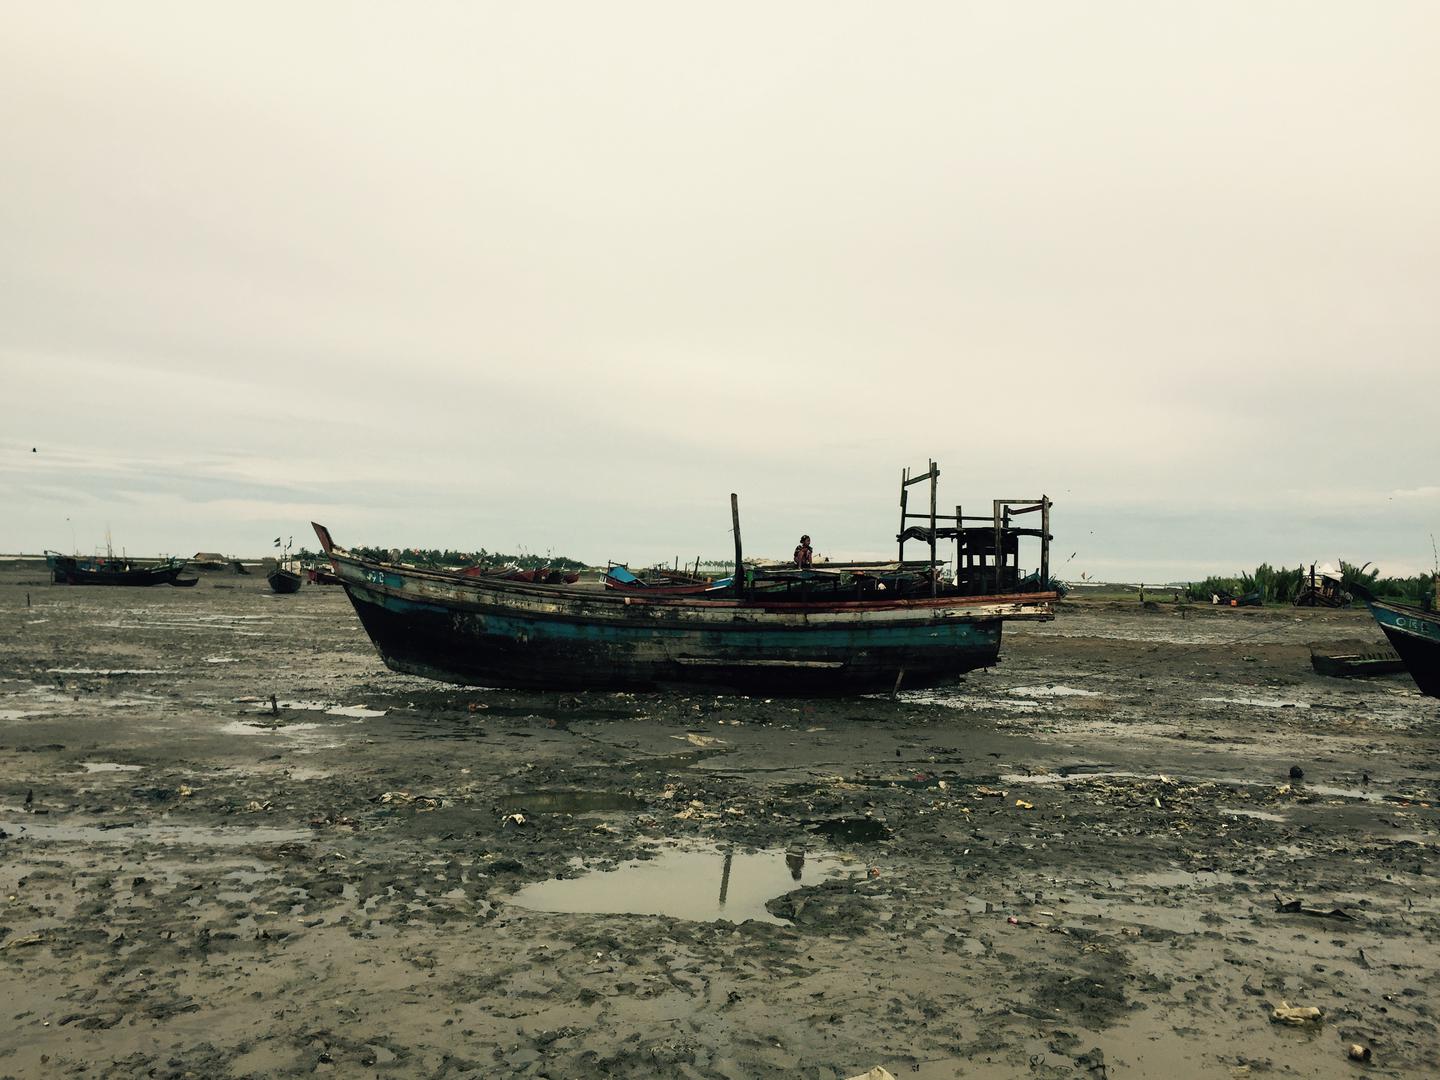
[897,460,1052,597]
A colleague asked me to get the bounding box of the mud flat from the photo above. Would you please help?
[1,571,1437,1078]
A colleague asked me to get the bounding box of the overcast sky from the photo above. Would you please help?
[3,3,1437,581]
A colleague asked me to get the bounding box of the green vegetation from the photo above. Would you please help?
[1186,561,1435,605]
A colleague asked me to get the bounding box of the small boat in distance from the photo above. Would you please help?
[1358,591,1440,698]
[46,551,192,587]
[267,537,303,594]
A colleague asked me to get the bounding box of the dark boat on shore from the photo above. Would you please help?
[1360,594,1440,697]
[45,552,191,587]
[310,463,1058,695]
[267,566,303,593]
[268,537,304,593]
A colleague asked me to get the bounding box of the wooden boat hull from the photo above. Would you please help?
[1309,650,1407,679]
[1364,598,1440,698]
[267,568,303,594]
[313,523,1054,695]
[46,554,188,587]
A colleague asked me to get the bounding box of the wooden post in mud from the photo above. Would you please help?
[928,460,939,597]
[954,505,962,588]
[992,500,1003,595]
[730,494,743,592]
[898,467,909,563]
[1040,497,1051,587]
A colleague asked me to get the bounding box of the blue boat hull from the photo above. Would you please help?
[343,581,1006,694]
[1364,598,1440,698]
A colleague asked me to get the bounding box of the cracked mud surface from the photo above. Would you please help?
[2,569,1437,1078]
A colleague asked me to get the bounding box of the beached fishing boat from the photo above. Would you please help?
[267,565,303,593]
[1360,595,1440,697]
[1308,649,1408,679]
[267,537,304,593]
[310,465,1057,694]
[45,552,192,587]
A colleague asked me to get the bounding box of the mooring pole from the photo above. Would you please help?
[731,493,743,592]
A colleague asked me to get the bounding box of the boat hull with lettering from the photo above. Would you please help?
[1362,597,1440,698]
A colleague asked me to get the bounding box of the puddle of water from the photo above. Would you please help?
[1127,868,1239,889]
[504,791,647,814]
[244,701,386,719]
[203,657,240,664]
[47,667,170,676]
[1219,807,1287,822]
[507,843,850,924]
[220,720,326,738]
[284,767,332,781]
[1201,696,1311,710]
[893,690,1042,712]
[1000,768,1412,806]
[78,762,142,773]
[1007,684,1101,698]
[0,817,311,847]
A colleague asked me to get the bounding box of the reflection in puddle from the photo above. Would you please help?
[504,791,647,814]
[508,843,850,924]
[221,720,326,737]
[244,700,386,719]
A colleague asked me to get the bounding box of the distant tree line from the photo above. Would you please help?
[345,545,587,572]
[1187,561,1435,605]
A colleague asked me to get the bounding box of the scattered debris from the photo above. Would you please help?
[1270,1001,1323,1025]
[502,812,527,827]
[1348,1044,1372,1063]
[1273,893,1354,920]
[671,733,725,748]
[373,791,442,810]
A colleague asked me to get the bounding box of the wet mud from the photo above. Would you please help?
[1,571,1437,1077]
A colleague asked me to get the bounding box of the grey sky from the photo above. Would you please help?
[3,3,1437,580]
